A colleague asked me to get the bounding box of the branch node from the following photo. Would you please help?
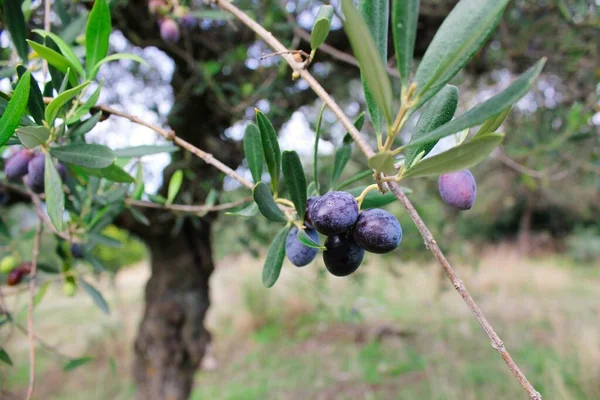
[166,130,177,141]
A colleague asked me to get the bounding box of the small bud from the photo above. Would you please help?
[160,18,180,42]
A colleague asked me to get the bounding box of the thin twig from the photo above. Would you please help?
[125,196,252,214]
[387,182,541,400]
[25,221,42,400]
[497,149,570,181]
[215,1,541,398]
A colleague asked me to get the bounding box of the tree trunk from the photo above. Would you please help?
[132,220,214,400]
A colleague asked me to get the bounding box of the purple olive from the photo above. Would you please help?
[160,18,180,42]
[353,209,402,254]
[285,227,318,267]
[438,169,477,210]
[26,154,46,193]
[71,243,84,259]
[323,233,364,277]
[304,196,318,228]
[5,149,34,181]
[179,14,197,28]
[310,191,359,236]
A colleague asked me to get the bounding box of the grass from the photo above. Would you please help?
[1,244,599,399]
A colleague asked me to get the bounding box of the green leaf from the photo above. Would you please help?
[253,182,287,223]
[332,112,365,187]
[166,169,183,205]
[357,0,390,133]
[310,5,334,50]
[44,155,65,231]
[66,82,103,124]
[68,112,102,137]
[86,0,111,78]
[225,202,258,217]
[16,126,51,148]
[405,59,546,150]
[413,0,510,108]
[262,225,291,288]
[132,164,144,199]
[90,53,147,79]
[27,40,71,73]
[392,0,419,85]
[79,278,109,314]
[33,281,50,308]
[17,65,44,124]
[45,81,90,124]
[347,186,411,208]
[313,103,326,194]
[148,194,166,204]
[75,164,135,183]
[475,106,511,137]
[368,151,396,175]
[403,133,504,178]
[342,0,393,127]
[114,144,179,158]
[32,30,85,78]
[0,348,13,366]
[51,143,115,168]
[0,67,16,80]
[63,356,94,371]
[282,151,307,220]
[255,110,281,193]
[4,0,29,62]
[337,170,373,190]
[405,85,459,167]
[128,207,150,226]
[243,123,263,183]
[0,71,30,147]
[297,229,325,250]
[306,181,319,197]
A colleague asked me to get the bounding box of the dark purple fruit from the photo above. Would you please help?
[311,191,359,236]
[26,154,46,193]
[160,18,180,42]
[304,196,318,228]
[179,14,197,28]
[323,233,365,277]
[438,169,477,210]
[71,243,84,259]
[285,227,318,267]
[5,149,34,180]
[6,262,31,286]
[353,209,402,254]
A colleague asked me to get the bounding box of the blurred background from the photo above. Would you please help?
[0,0,598,399]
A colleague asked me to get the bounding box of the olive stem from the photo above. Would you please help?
[354,184,379,207]
[275,198,295,208]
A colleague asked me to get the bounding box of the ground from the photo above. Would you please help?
[1,244,599,399]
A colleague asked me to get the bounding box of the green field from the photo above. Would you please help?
[2,245,599,399]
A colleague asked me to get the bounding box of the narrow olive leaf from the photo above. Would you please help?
[90,53,147,79]
[405,59,546,149]
[405,85,459,167]
[32,30,85,78]
[114,144,178,158]
[392,0,419,85]
[27,40,72,73]
[404,133,504,178]
[282,150,307,220]
[367,151,396,175]
[336,169,373,190]
[17,65,44,124]
[63,356,94,371]
[243,123,263,183]
[76,164,135,183]
[129,207,150,226]
[4,0,28,62]
[255,110,281,192]
[86,0,111,78]
[342,0,393,127]
[50,143,115,168]
[262,225,292,288]
[310,5,334,50]
[297,229,325,250]
[313,103,326,194]
[306,181,319,197]
[79,278,109,314]
[0,348,13,366]
[166,169,183,205]
[332,112,365,188]
[66,82,103,124]
[16,126,51,148]
[225,202,258,217]
[44,155,65,232]
[475,106,512,136]
[253,182,287,223]
[414,0,510,108]
[0,71,30,147]
[68,112,102,137]
[45,81,90,124]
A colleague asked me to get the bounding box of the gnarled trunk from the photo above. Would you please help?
[133,220,213,400]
